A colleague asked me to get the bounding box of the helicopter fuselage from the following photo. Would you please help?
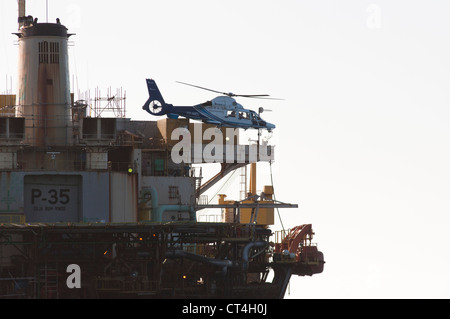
[143,79,276,131]
[164,96,274,131]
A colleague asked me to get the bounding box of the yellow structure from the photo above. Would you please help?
[219,163,275,225]
[0,95,16,117]
[219,186,275,225]
[241,185,275,225]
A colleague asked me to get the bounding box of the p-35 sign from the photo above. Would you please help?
[24,175,81,222]
[31,188,71,208]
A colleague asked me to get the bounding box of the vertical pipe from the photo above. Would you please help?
[18,0,26,26]
[249,162,257,195]
[244,165,247,197]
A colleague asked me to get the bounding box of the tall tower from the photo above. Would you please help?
[15,15,73,147]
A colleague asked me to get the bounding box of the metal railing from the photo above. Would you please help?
[0,215,26,224]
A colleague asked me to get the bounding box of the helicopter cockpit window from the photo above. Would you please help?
[239,112,249,119]
[254,113,261,120]
[227,110,236,118]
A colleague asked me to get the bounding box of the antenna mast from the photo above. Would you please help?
[18,0,26,29]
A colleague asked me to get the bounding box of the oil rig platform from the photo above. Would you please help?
[0,2,324,299]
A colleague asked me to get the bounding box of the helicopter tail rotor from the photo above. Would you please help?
[143,79,169,116]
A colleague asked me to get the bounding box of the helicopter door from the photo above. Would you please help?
[250,112,258,126]
[255,113,266,126]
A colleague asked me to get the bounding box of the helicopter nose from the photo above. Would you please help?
[267,123,276,130]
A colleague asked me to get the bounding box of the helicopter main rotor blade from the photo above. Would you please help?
[238,94,270,98]
[176,81,226,95]
[238,95,284,100]
[176,81,284,100]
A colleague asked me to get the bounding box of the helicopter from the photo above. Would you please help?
[142,79,278,131]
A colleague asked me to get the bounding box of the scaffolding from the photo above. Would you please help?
[76,87,126,119]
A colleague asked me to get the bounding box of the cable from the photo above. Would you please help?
[269,160,290,294]
[269,160,286,235]
[197,167,239,221]
[207,168,239,204]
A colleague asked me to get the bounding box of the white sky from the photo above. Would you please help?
[1,0,450,299]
